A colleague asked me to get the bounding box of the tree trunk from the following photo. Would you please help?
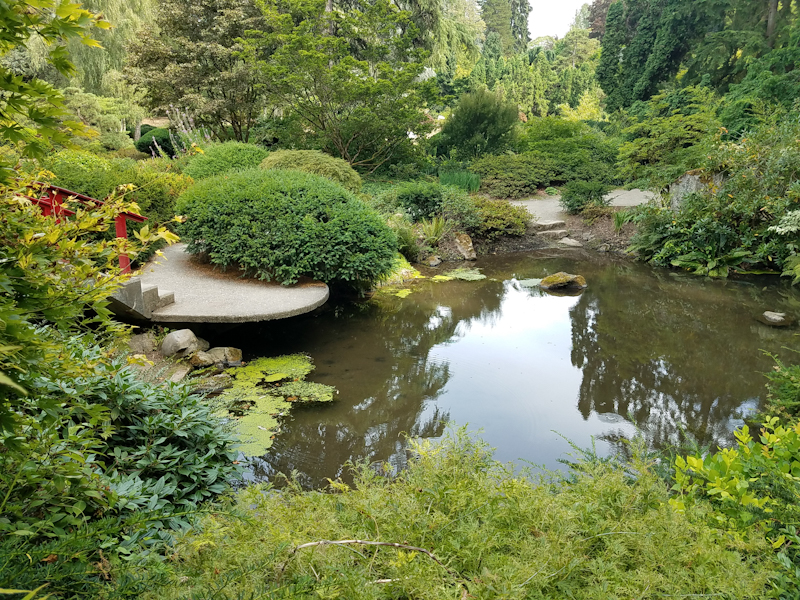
[766,0,779,48]
[134,122,142,141]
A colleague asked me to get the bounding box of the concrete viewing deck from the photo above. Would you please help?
[126,244,329,323]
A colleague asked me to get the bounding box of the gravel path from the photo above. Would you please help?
[511,188,655,223]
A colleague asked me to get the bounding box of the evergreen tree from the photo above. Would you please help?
[595,0,624,111]
[510,0,531,53]
[482,0,515,54]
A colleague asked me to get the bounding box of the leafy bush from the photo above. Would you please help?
[440,186,479,231]
[39,150,193,227]
[559,180,613,215]
[183,141,269,180]
[439,170,480,192]
[630,109,800,278]
[148,430,771,599]
[472,197,529,239]
[470,152,557,199]
[394,181,445,222]
[545,186,558,195]
[387,215,419,262]
[260,150,362,192]
[421,216,449,246]
[437,88,519,158]
[176,168,397,288]
[135,127,175,157]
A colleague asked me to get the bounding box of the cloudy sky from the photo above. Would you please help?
[528,0,589,40]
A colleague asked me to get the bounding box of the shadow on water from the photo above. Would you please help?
[215,250,800,489]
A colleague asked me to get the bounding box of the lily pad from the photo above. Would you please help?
[217,354,336,457]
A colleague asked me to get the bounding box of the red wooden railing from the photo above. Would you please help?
[27,183,146,274]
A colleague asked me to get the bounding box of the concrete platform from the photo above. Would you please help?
[511,188,655,222]
[138,244,329,323]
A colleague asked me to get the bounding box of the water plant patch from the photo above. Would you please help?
[217,354,336,456]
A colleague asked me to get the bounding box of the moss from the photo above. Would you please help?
[444,267,487,281]
[540,272,587,290]
[218,355,336,456]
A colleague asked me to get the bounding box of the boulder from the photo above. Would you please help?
[531,220,566,232]
[597,243,611,253]
[128,331,157,355]
[558,237,583,248]
[540,272,587,292]
[206,347,244,365]
[757,311,796,327]
[161,329,199,357]
[427,255,442,267]
[189,351,215,368]
[454,233,477,261]
[669,170,724,210]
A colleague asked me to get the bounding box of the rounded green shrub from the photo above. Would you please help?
[559,180,612,215]
[393,181,444,221]
[470,152,558,198]
[183,141,270,180]
[260,150,362,192]
[472,198,530,240]
[135,127,175,157]
[176,169,397,288]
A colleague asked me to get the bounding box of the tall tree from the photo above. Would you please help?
[127,0,266,142]
[595,0,624,111]
[510,0,531,53]
[248,0,434,171]
[481,0,515,54]
[588,0,613,39]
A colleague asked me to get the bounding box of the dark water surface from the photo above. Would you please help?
[216,250,800,488]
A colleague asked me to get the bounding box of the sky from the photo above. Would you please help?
[528,0,589,41]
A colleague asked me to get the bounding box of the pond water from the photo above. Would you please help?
[215,250,800,488]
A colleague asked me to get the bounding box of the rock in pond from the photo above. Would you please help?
[427,255,443,267]
[454,233,477,261]
[558,237,584,248]
[205,347,244,365]
[757,311,796,327]
[540,272,587,293]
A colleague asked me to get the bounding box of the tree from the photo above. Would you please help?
[439,88,518,157]
[127,0,266,142]
[481,0,515,55]
[510,0,531,54]
[248,0,435,172]
[595,1,626,112]
[588,0,614,39]
[0,0,109,181]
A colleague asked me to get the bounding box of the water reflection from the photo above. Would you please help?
[216,251,800,488]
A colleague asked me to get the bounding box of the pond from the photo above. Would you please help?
[215,250,800,488]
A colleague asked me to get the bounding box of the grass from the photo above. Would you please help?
[439,170,480,192]
[146,430,771,600]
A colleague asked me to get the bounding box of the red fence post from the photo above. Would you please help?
[115,215,131,274]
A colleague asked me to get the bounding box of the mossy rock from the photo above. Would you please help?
[539,272,587,292]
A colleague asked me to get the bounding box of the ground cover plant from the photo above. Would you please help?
[176,168,396,288]
[260,150,362,192]
[183,142,269,180]
[144,430,771,600]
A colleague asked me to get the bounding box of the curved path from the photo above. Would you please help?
[511,188,655,222]
[138,244,329,323]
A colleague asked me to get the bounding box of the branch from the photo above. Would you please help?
[279,539,469,594]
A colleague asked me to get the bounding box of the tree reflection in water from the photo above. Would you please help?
[216,252,799,488]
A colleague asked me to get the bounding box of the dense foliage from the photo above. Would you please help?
[144,431,771,599]
[470,152,556,198]
[472,197,529,239]
[183,142,269,180]
[260,150,362,192]
[437,88,519,158]
[630,110,800,278]
[559,180,612,215]
[176,169,397,288]
[39,149,193,226]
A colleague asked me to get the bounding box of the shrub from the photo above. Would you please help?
[39,150,193,227]
[440,186,479,231]
[387,215,419,262]
[260,150,362,192]
[176,168,397,288]
[438,89,519,158]
[394,181,444,222]
[439,170,480,192]
[545,186,559,195]
[183,141,270,180]
[470,152,557,199]
[421,216,449,246]
[559,180,613,215]
[472,197,529,239]
[135,127,175,157]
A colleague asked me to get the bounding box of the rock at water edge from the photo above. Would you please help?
[558,238,583,248]
[427,255,443,267]
[758,311,796,327]
[454,233,477,261]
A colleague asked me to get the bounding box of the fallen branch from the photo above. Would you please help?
[280,539,469,594]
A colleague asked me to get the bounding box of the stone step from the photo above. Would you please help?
[531,220,566,232]
[537,229,569,240]
[155,290,175,310]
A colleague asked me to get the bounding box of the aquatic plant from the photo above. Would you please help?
[217,355,336,456]
[444,267,486,281]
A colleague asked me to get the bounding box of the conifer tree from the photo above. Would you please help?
[481,0,515,54]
